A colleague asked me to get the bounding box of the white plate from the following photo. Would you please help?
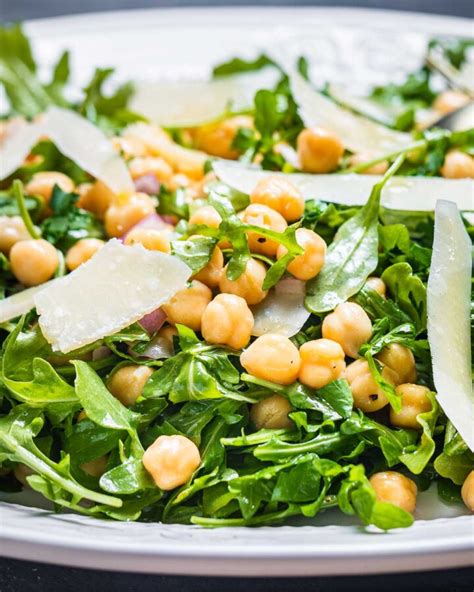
[0,7,473,577]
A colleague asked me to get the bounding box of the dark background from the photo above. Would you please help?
[2,0,474,20]
[0,1,473,590]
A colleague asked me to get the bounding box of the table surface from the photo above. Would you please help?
[1,1,473,590]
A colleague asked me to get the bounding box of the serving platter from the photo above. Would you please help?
[0,6,473,576]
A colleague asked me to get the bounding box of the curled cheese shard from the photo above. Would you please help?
[427,200,473,451]
[252,278,310,337]
[0,107,133,194]
[44,107,134,194]
[213,160,474,212]
[130,69,279,128]
[34,239,191,353]
[0,283,53,323]
[0,118,43,180]
[289,71,411,156]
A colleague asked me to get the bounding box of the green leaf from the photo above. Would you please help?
[64,418,124,464]
[306,156,404,312]
[100,458,155,495]
[3,358,77,406]
[434,450,474,485]
[212,54,276,77]
[254,90,288,137]
[338,465,413,530]
[171,236,217,274]
[381,262,427,332]
[41,186,104,250]
[72,361,138,433]
[399,391,439,474]
[0,405,120,507]
[0,24,70,117]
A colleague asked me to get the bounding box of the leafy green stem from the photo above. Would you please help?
[340,139,426,174]
[12,180,40,239]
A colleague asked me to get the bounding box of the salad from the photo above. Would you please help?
[0,25,472,530]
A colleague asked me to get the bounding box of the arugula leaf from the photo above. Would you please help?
[79,67,142,132]
[40,186,104,250]
[0,24,70,117]
[338,465,413,530]
[0,405,120,507]
[205,192,303,288]
[213,54,277,77]
[381,262,427,332]
[142,325,246,404]
[171,236,217,274]
[64,417,124,465]
[72,361,138,435]
[241,373,353,420]
[399,391,439,474]
[306,156,404,313]
[434,450,474,485]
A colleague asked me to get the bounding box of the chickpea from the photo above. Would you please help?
[128,156,173,184]
[277,228,326,281]
[65,238,105,271]
[143,434,201,490]
[240,204,288,256]
[250,176,304,222]
[369,471,417,514]
[297,127,344,174]
[365,276,386,297]
[345,359,398,413]
[241,334,301,385]
[349,153,389,175]
[168,173,192,190]
[81,455,108,478]
[322,302,372,358]
[440,150,474,179]
[77,180,116,220]
[202,294,254,349]
[219,258,268,305]
[111,134,148,158]
[157,325,178,353]
[376,343,416,384]
[107,365,154,407]
[192,115,253,160]
[137,125,206,180]
[104,192,156,237]
[250,394,293,429]
[0,216,31,254]
[461,471,474,512]
[10,239,59,286]
[193,246,224,288]
[26,171,75,203]
[389,383,432,429]
[124,228,171,253]
[433,90,470,115]
[162,279,212,331]
[299,338,346,389]
[191,172,217,200]
[189,205,222,229]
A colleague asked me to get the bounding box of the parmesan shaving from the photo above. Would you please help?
[427,200,473,451]
[34,239,191,353]
[213,161,474,212]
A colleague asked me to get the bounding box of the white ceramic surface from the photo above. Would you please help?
[0,7,473,576]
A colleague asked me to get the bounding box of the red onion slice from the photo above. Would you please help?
[134,174,161,195]
[139,307,167,335]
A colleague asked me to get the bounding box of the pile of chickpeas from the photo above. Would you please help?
[4,117,473,514]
